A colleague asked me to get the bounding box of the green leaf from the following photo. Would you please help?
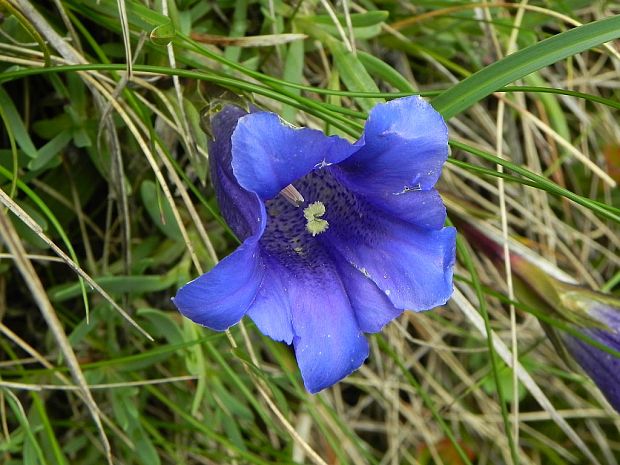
[327,38,382,111]
[357,51,414,92]
[49,273,179,302]
[281,37,304,122]
[133,429,161,465]
[433,16,620,119]
[10,201,49,250]
[2,390,47,465]
[315,23,383,40]
[297,20,382,112]
[0,86,38,159]
[111,388,140,432]
[310,11,389,28]
[70,0,168,31]
[183,99,209,182]
[27,130,73,171]
[136,308,185,346]
[32,114,72,139]
[150,21,176,46]
[140,179,183,240]
[30,393,69,465]
[69,304,106,345]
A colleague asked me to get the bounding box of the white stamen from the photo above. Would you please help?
[279,184,305,207]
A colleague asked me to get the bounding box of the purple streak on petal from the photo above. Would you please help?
[246,256,294,344]
[336,260,404,333]
[251,188,369,392]
[590,303,620,339]
[339,96,448,198]
[564,330,620,412]
[337,181,448,231]
[286,260,369,394]
[231,112,355,200]
[172,237,264,331]
[327,219,456,311]
[288,168,455,311]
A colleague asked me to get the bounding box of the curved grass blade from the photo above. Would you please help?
[450,140,620,224]
[453,274,620,361]
[0,164,92,320]
[432,16,620,119]
[0,64,364,137]
[452,222,519,464]
[5,64,620,129]
[377,335,475,465]
[1,64,616,224]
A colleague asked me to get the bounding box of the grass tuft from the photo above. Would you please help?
[0,1,618,464]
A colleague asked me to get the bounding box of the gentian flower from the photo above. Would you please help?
[461,223,620,412]
[553,287,620,412]
[173,96,456,393]
[506,254,620,412]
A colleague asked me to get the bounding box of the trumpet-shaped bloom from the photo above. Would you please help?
[560,291,620,411]
[459,220,620,411]
[173,96,456,393]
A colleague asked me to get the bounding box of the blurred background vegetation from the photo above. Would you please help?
[0,0,618,464]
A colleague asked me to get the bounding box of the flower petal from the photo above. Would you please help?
[336,261,404,333]
[564,331,620,411]
[285,263,369,393]
[172,238,264,331]
[323,210,456,311]
[210,106,265,240]
[354,186,448,231]
[246,256,294,344]
[231,112,355,200]
[339,96,448,197]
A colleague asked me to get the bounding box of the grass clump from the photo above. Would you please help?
[0,1,619,464]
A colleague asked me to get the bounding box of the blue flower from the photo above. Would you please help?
[558,289,620,411]
[495,251,620,412]
[173,96,456,393]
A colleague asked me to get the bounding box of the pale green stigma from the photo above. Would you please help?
[303,201,329,236]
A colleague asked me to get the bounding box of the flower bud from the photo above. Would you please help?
[460,221,620,412]
[552,287,620,411]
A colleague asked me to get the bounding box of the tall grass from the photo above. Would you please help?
[0,1,618,464]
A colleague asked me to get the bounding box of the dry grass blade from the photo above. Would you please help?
[189,32,307,46]
[116,0,133,76]
[502,97,616,188]
[127,78,219,263]
[80,74,204,273]
[0,320,135,449]
[0,188,153,340]
[0,208,113,465]
[11,0,86,64]
[0,376,198,391]
[318,0,353,52]
[234,324,329,465]
[390,1,620,61]
[452,287,602,465]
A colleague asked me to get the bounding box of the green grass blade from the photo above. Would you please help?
[432,16,620,119]
[453,227,519,464]
[30,393,69,465]
[377,335,475,465]
[450,140,620,223]
[0,86,38,159]
[0,165,92,317]
[2,389,49,465]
